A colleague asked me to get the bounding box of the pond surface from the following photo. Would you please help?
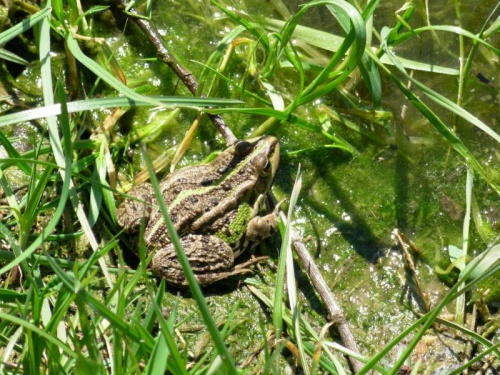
[96,0,500,370]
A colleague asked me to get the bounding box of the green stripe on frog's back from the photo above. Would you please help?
[170,138,271,222]
[145,136,277,243]
[169,138,271,208]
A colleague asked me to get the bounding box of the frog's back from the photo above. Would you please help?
[144,150,259,245]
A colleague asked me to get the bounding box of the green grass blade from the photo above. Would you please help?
[447,340,500,375]
[0,289,27,303]
[0,7,51,45]
[272,220,286,342]
[65,33,165,107]
[455,170,473,324]
[356,313,429,374]
[483,14,500,37]
[263,19,459,75]
[0,311,78,359]
[73,5,110,27]
[145,332,170,375]
[381,29,500,145]
[0,96,242,127]
[0,326,23,373]
[435,317,500,358]
[285,169,308,374]
[394,25,500,55]
[361,0,381,20]
[0,48,28,65]
[150,300,187,375]
[365,48,500,194]
[461,244,500,282]
[358,54,382,108]
[0,131,32,175]
[141,144,238,375]
[23,163,54,239]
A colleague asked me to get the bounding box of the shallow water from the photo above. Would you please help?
[128,0,500,369]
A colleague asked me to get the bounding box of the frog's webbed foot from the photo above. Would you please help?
[245,198,284,242]
[117,183,154,232]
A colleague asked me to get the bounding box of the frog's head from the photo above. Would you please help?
[232,136,280,194]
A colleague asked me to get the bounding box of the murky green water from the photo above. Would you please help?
[98,0,500,369]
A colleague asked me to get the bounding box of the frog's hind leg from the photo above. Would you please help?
[151,234,236,286]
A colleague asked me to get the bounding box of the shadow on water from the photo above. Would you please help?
[304,162,387,264]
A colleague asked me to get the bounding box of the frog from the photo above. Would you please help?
[117,136,280,286]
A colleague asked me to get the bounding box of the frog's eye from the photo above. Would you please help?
[263,160,271,173]
[234,140,252,155]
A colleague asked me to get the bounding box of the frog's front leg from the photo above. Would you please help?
[245,196,283,242]
[117,183,154,232]
[151,234,238,286]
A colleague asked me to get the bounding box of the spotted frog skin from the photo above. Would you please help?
[117,136,280,286]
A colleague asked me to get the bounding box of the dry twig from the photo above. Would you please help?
[393,228,429,312]
[280,211,363,373]
[110,0,238,146]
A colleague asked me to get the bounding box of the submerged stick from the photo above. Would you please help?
[393,228,430,312]
[279,211,363,373]
[110,0,237,146]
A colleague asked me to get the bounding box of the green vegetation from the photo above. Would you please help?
[0,0,499,373]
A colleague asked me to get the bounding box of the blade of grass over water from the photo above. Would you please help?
[281,167,307,373]
[273,166,310,374]
[141,144,238,375]
[0,96,242,127]
[0,48,28,65]
[364,47,500,194]
[393,25,500,55]
[455,170,474,325]
[249,282,346,374]
[435,317,500,358]
[356,232,500,374]
[377,239,500,374]
[263,19,460,75]
[447,341,500,375]
[65,33,164,108]
[293,0,366,105]
[0,7,51,45]
[211,0,269,50]
[209,0,367,140]
[380,28,500,145]
[196,24,248,96]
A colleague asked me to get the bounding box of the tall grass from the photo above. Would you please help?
[0,0,498,374]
